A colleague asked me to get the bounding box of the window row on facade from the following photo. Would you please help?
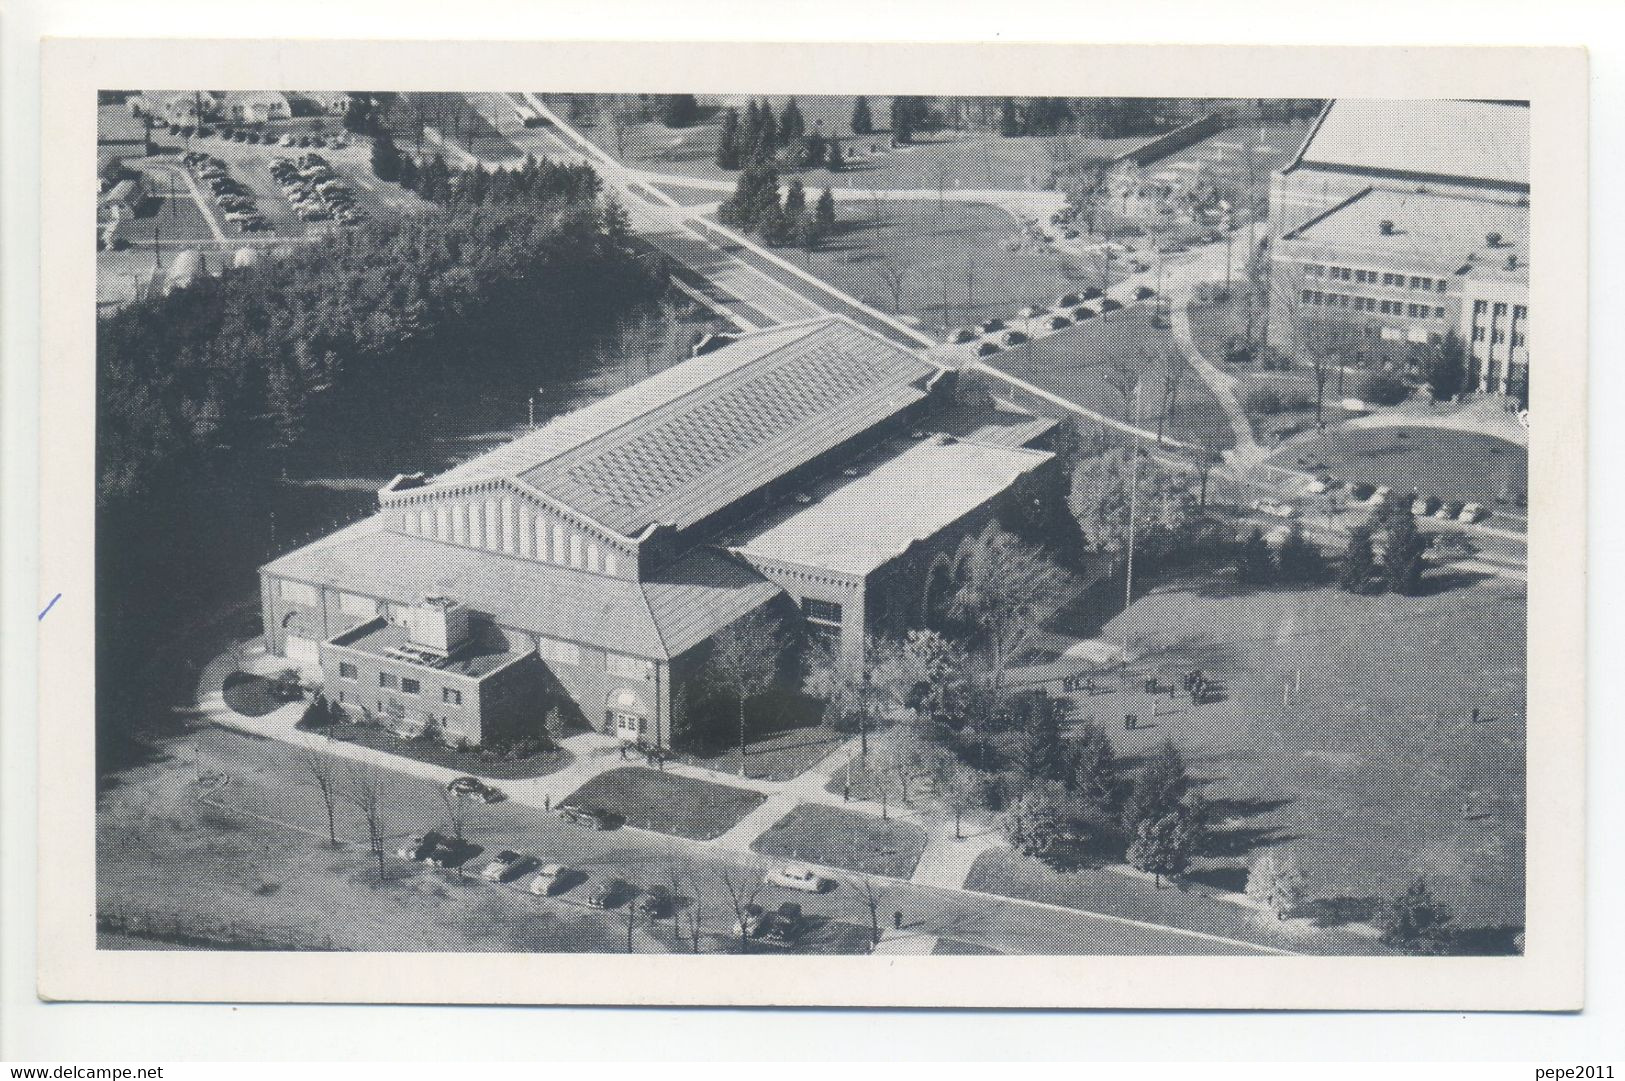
[335,660,464,704]
[1300,289,1447,320]
[396,497,622,578]
[1302,263,1450,293]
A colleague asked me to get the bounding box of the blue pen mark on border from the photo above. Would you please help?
[39,592,63,621]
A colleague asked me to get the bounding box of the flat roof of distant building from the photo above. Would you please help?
[729,435,1052,578]
[1283,187,1528,284]
[1288,99,1529,192]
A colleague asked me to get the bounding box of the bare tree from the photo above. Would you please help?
[948,523,1075,692]
[438,785,475,844]
[1154,348,1185,446]
[1301,315,1361,425]
[875,247,908,314]
[299,747,340,846]
[717,866,765,953]
[344,764,389,881]
[1103,349,1144,415]
[705,608,785,777]
[848,875,886,949]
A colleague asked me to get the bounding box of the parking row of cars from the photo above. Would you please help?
[181,151,271,234]
[1301,477,1490,524]
[269,153,361,226]
[945,286,1155,356]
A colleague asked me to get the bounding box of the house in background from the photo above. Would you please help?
[290,91,354,116]
[132,91,221,127]
[260,316,1056,750]
[222,91,293,124]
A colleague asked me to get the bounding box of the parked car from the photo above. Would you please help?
[480,850,530,883]
[447,776,504,803]
[425,839,471,868]
[529,863,574,896]
[1250,498,1296,519]
[765,864,833,893]
[1100,297,1124,312]
[1458,502,1487,524]
[1055,292,1082,308]
[1000,330,1028,347]
[1349,481,1376,501]
[1412,495,1440,516]
[733,903,770,938]
[1305,478,1330,495]
[1369,485,1393,505]
[1071,306,1097,321]
[975,341,1001,357]
[396,831,444,862]
[585,877,631,909]
[944,327,977,344]
[1045,315,1071,331]
[635,885,673,918]
[557,802,615,830]
[1134,286,1156,301]
[1438,500,1464,520]
[279,133,296,147]
[1017,305,1047,319]
[978,318,1005,333]
[1081,286,1104,300]
[762,902,804,945]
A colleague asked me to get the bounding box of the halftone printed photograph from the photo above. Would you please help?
[39,39,1586,1010]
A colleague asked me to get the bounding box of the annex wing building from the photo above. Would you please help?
[1266,99,1530,396]
[260,316,1054,749]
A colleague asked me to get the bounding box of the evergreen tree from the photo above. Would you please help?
[1123,737,1191,831]
[370,133,401,182]
[1424,330,1468,402]
[715,106,741,169]
[779,97,805,145]
[998,97,1021,138]
[783,178,806,219]
[791,212,820,254]
[1275,522,1325,584]
[1234,526,1276,586]
[342,93,374,135]
[801,132,827,170]
[740,100,763,163]
[1127,809,1197,887]
[758,201,791,247]
[755,99,778,159]
[657,93,699,128]
[850,95,873,136]
[890,96,916,143]
[1339,522,1378,593]
[1068,719,1122,813]
[825,136,844,172]
[1009,692,1069,783]
[815,186,837,228]
[396,153,420,192]
[1378,878,1455,954]
[1382,502,1430,595]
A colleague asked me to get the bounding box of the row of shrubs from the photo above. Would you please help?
[1242,370,1409,416]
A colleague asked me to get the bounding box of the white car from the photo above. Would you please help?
[764,864,833,893]
[1369,486,1393,505]
[1250,498,1297,519]
[528,863,572,896]
[1304,478,1329,495]
[1458,502,1487,524]
[480,850,528,883]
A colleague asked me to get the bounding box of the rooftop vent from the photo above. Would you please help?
[405,596,471,655]
[380,472,427,497]
[1378,219,1395,236]
[1506,253,1520,271]
[1485,231,1503,248]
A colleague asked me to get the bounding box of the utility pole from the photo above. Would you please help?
[528,396,535,429]
[1122,383,1143,716]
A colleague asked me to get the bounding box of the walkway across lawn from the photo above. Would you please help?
[563,766,767,841]
[751,802,928,879]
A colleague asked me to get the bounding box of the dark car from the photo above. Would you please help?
[1072,306,1097,321]
[634,885,673,917]
[1349,481,1376,501]
[1100,297,1124,312]
[557,802,616,830]
[1055,292,1082,308]
[1082,286,1104,300]
[1000,330,1028,347]
[762,902,804,945]
[975,341,1001,357]
[1045,315,1071,331]
[447,776,504,803]
[978,318,1005,333]
[1134,286,1157,301]
[585,877,631,909]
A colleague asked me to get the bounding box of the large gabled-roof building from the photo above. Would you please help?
[260,316,1055,749]
[1266,99,1530,396]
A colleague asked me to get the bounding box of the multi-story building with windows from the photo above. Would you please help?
[260,316,1056,749]
[1266,99,1529,396]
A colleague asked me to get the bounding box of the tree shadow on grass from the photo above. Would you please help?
[1413,569,1493,597]
[1184,865,1250,894]
[1207,796,1295,820]
[1298,894,1383,929]
[1201,825,1298,859]
[1449,924,1524,956]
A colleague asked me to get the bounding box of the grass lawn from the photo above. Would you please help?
[751,803,928,879]
[109,169,219,247]
[677,693,844,782]
[545,93,1146,191]
[220,672,286,717]
[1067,570,1526,936]
[1284,426,1528,508]
[982,303,1234,449]
[563,767,766,840]
[965,846,1384,955]
[776,199,1105,333]
[322,719,574,781]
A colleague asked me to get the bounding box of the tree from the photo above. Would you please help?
[847,875,886,948]
[791,212,820,256]
[875,246,908,313]
[1339,522,1379,593]
[948,523,1075,691]
[299,748,341,846]
[755,100,778,159]
[739,100,763,163]
[543,705,567,746]
[1001,782,1072,860]
[815,186,836,229]
[850,95,873,136]
[779,97,805,145]
[998,97,1021,138]
[715,106,742,170]
[438,784,475,843]
[345,765,389,881]
[1123,737,1191,831]
[369,133,401,182]
[1127,809,1198,887]
[1068,719,1123,815]
[1274,522,1325,584]
[1381,502,1430,595]
[657,93,699,128]
[1377,878,1455,954]
[1246,850,1308,920]
[1234,526,1276,587]
[1423,330,1468,402]
[931,752,983,840]
[704,608,785,775]
[783,178,806,220]
[297,693,334,731]
[1301,316,1359,425]
[1008,691,1070,783]
[717,866,765,953]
